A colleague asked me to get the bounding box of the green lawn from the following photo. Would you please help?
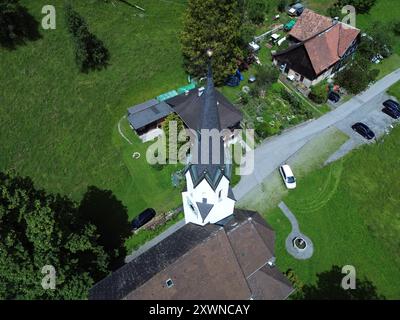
[257,121,400,299]
[388,81,400,100]
[0,0,187,218]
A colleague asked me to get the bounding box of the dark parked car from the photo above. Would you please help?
[383,99,400,110]
[328,91,340,103]
[132,208,156,230]
[351,122,375,140]
[382,105,400,119]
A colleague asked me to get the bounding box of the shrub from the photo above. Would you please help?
[280,88,313,118]
[394,21,400,36]
[277,0,287,13]
[251,65,280,97]
[336,55,379,94]
[247,0,266,25]
[309,82,329,104]
[64,4,109,72]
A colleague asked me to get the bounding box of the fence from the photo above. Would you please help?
[253,24,284,43]
[134,206,183,234]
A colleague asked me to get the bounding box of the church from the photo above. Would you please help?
[89,53,294,300]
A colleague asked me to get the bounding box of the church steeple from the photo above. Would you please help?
[181,50,236,226]
[198,50,221,132]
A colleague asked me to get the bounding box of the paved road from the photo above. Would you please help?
[233,69,400,201]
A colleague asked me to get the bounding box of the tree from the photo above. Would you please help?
[181,0,242,85]
[277,0,287,13]
[364,22,394,58]
[162,113,187,162]
[329,0,376,15]
[239,22,256,48]
[64,3,110,72]
[336,54,379,94]
[247,0,266,25]
[394,21,400,36]
[309,81,329,104]
[0,171,110,299]
[0,0,40,49]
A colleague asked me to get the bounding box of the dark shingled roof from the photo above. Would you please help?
[127,99,173,130]
[89,223,221,300]
[89,209,294,300]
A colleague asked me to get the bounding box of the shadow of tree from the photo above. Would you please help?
[79,186,131,271]
[0,3,41,49]
[301,265,385,300]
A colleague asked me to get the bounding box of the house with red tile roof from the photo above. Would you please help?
[272,9,360,87]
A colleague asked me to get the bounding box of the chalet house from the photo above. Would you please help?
[90,61,293,301]
[273,9,360,87]
[127,87,242,143]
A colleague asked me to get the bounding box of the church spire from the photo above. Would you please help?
[181,50,236,226]
[198,50,221,132]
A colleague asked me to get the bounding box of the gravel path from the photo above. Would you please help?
[278,201,314,260]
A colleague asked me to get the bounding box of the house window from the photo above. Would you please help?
[218,190,222,199]
[166,279,174,288]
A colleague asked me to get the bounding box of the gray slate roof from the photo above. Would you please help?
[127,99,173,130]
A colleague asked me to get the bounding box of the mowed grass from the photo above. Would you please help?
[0,0,187,218]
[262,124,400,299]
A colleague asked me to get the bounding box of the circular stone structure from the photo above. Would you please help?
[293,237,307,251]
[279,202,314,260]
[286,232,313,260]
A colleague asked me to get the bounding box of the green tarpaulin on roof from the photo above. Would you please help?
[177,83,196,94]
[157,90,178,102]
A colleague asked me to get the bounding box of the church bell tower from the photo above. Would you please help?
[182,50,236,226]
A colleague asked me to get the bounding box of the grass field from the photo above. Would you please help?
[238,126,349,215]
[388,81,400,100]
[254,110,400,297]
[0,0,187,218]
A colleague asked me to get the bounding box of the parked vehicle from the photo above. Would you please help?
[249,41,260,52]
[371,54,383,64]
[328,91,340,103]
[288,3,304,16]
[382,105,400,119]
[132,208,156,230]
[279,165,297,189]
[351,122,375,140]
[284,19,296,31]
[383,99,400,110]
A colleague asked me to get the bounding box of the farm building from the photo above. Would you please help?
[273,9,360,87]
[127,87,242,142]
